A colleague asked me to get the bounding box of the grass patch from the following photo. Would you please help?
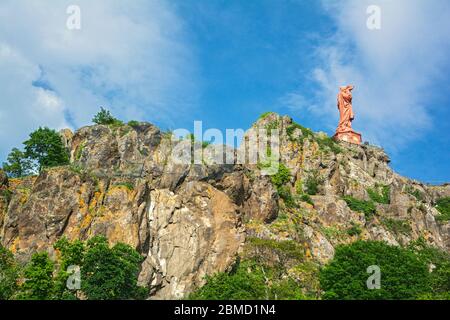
[114,182,134,191]
[127,120,140,127]
[286,123,314,143]
[343,196,376,219]
[75,142,86,161]
[346,223,362,236]
[317,136,342,154]
[367,184,390,204]
[304,173,321,196]
[247,237,304,262]
[1,189,13,204]
[382,218,412,235]
[298,194,314,206]
[259,112,274,120]
[405,185,425,202]
[321,226,345,240]
[435,197,450,222]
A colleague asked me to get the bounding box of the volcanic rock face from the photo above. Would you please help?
[1,113,449,298]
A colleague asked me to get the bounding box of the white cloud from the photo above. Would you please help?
[285,0,450,149]
[0,0,198,160]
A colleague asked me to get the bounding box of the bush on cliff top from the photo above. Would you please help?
[92,107,123,127]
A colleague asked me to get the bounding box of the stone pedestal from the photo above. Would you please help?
[333,130,362,145]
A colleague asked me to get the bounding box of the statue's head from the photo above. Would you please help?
[340,85,354,92]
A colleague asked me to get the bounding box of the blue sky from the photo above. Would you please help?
[0,0,449,183]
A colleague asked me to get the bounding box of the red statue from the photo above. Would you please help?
[333,85,362,144]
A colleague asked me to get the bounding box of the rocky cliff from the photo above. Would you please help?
[1,113,449,299]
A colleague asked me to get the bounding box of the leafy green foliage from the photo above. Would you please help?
[2,148,34,178]
[367,184,391,204]
[92,107,123,126]
[320,241,432,300]
[189,260,267,300]
[435,197,450,222]
[299,194,313,206]
[277,186,297,208]
[52,237,85,299]
[189,259,306,300]
[24,127,69,171]
[247,237,304,263]
[0,245,19,300]
[304,173,321,196]
[270,163,291,189]
[127,120,140,127]
[0,237,147,300]
[114,182,134,191]
[316,136,342,154]
[408,238,450,299]
[382,218,412,235]
[405,185,425,202]
[18,252,55,300]
[81,236,147,300]
[346,223,362,236]
[1,189,13,205]
[343,196,376,219]
[286,123,313,143]
[267,163,297,208]
[258,112,274,120]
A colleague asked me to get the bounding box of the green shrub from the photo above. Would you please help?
[317,136,342,154]
[278,186,297,208]
[408,238,450,299]
[320,241,432,300]
[270,163,291,189]
[247,237,304,263]
[114,182,134,191]
[127,120,140,127]
[367,184,390,204]
[435,197,450,222]
[189,259,306,300]
[202,141,211,148]
[382,218,412,235]
[299,194,313,206]
[81,236,147,300]
[286,123,313,143]
[1,189,13,205]
[0,245,19,300]
[346,223,362,236]
[93,107,123,127]
[75,142,85,161]
[259,112,274,120]
[304,174,321,196]
[405,185,425,202]
[189,260,267,300]
[17,252,55,300]
[343,196,376,219]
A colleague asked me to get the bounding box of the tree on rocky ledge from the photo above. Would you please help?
[2,148,33,178]
[2,127,69,177]
[24,127,69,171]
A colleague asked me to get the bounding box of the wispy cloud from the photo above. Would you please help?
[0,0,198,160]
[284,0,450,149]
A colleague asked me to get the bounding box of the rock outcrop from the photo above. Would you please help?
[1,113,449,298]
